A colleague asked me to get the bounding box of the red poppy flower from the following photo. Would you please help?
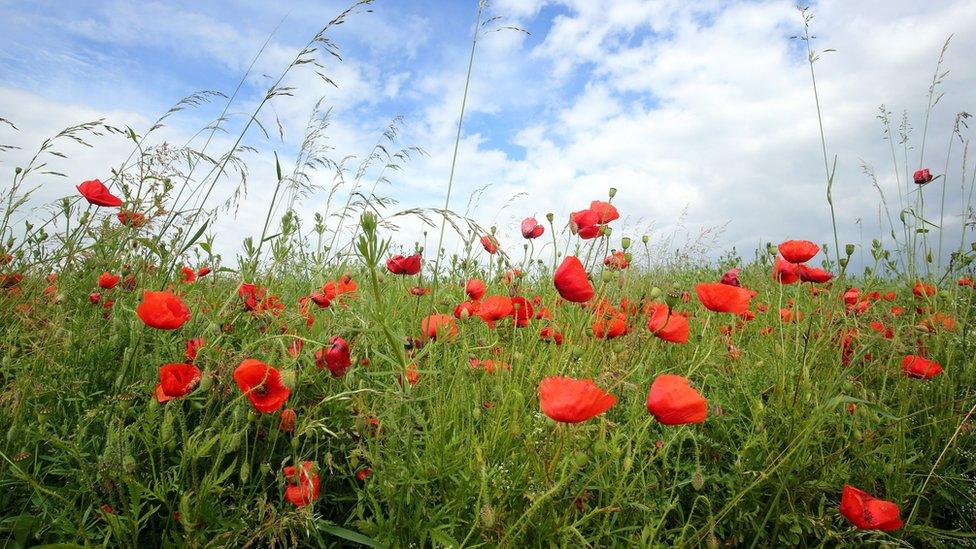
[589,200,619,223]
[569,208,601,238]
[778,240,820,263]
[89,292,101,304]
[154,362,201,403]
[538,376,616,423]
[454,299,480,319]
[839,485,902,531]
[521,217,545,239]
[554,256,594,303]
[913,168,932,185]
[136,290,191,330]
[356,467,372,482]
[477,295,514,328]
[646,374,707,425]
[539,326,564,345]
[386,253,422,275]
[77,179,122,207]
[185,337,204,361]
[772,255,801,284]
[869,321,894,339]
[233,359,290,413]
[798,265,833,283]
[117,210,146,227]
[466,278,486,301]
[197,266,211,277]
[695,283,752,314]
[959,276,973,287]
[403,363,419,386]
[315,336,351,377]
[98,272,120,289]
[603,251,629,270]
[912,281,935,297]
[422,313,457,340]
[180,266,196,283]
[719,268,740,287]
[310,291,331,308]
[480,235,499,254]
[510,296,534,328]
[646,302,689,344]
[890,306,905,316]
[779,308,803,323]
[900,355,942,379]
[592,312,627,339]
[409,286,431,296]
[283,461,320,507]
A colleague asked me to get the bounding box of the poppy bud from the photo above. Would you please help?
[545,212,554,223]
[665,292,679,310]
[198,372,213,392]
[621,237,631,250]
[845,244,855,256]
[608,187,617,198]
[839,258,848,268]
[649,287,662,299]
[601,225,612,236]
[642,234,649,244]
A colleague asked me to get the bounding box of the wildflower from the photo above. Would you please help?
[185,337,204,361]
[839,485,902,531]
[553,256,594,303]
[154,363,201,403]
[538,376,616,423]
[480,235,499,254]
[233,359,290,413]
[778,240,820,263]
[719,268,740,287]
[98,272,120,289]
[454,300,480,319]
[646,374,707,425]
[772,255,801,284]
[798,265,833,283]
[180,266,196,283]
[279,409,297,433]
[592,312,627,339]
[901,355,942,379]
[386,253,422,275]
[283,461,320,507]
[77,179,122,207]
[913,168,932,185]
[539,326,564,345]
[404,363,419,386]
[912,281,935,297]
[136,290,191,330]
[695,283,752,314]
[466,278,486,301]
[603,251,629,270]
[477,296,514,328]
[421,314,458,340]
[316,336,351,377]
[647,303,689,343]
[117,210,146,227]
[197,266,211,277]
[409,286,431,296]
[521,217,545,239]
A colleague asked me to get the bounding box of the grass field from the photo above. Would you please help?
[2,2,976,547]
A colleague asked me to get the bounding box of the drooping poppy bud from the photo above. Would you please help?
[316,336,351,377]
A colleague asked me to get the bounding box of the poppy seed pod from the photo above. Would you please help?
[621,237,631,250]
[845,244,855,256]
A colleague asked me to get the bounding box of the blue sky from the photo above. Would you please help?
[2,0,975,268]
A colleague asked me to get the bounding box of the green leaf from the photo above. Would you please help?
[179,221,209,256]
[317,523,385,548]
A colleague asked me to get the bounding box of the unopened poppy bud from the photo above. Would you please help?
[665,292,679,310]
[845,244,855,256]
[642,234,649,244]
[601,225,612,237]
[839,258,848,268]
[766,243,777,256]
[601,270,615,283]
[14,166,21,174]
[621,237,631,250]
[490,225,496,234]
[608,187,617,198]
[545,212,554,223]
[649,286,662,299]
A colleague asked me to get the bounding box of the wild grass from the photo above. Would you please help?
[1,2,976,548]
